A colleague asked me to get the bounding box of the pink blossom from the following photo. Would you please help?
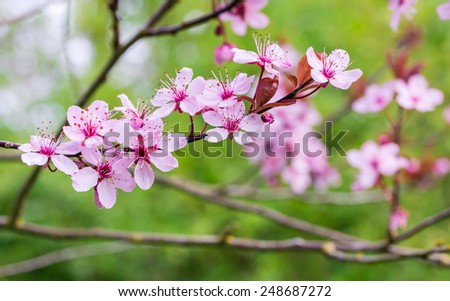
[395,75,444,112]
[347,141,408,190]
[214,42,236,65]
[443,106,450,124]
[352,81,395,113]
[63,100,117,148]
[152,68,205,117]
[19,134,79,175]
[389,206,409,233]
[282,158,312,194]
[220,0,269,36]
[438,1,450,20]
[114,94,154,130]
[197,72,254,108]
[71,148,135,209]
[203,101,264,145]
[118,132,186,190]
[232,34,292,76]
[389,0,417,32]
[306,47,363,90]
[433,157,450,177]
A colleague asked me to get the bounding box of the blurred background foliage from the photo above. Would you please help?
[0,0,450,280]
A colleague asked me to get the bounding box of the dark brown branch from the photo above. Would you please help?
[0,140,22,149]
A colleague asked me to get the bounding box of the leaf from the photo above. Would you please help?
[255,76,279,109]
[286,74,298,87]
[296,54,313,87]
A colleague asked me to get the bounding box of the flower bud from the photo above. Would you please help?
[214,42,236,65]
[261,112,275,124]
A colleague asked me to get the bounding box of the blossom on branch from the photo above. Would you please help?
[152,68,205,117]
[352,81,395,113]
[306,47,363,90]
[395,74,444,112]
[438,1,450,20]
[388,0,417,32]
[232,34,292,76]
[19,133,79,175]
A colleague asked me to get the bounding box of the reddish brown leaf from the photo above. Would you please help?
[255,76,279,108]
[296,54,313,87]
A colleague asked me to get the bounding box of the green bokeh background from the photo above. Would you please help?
[0,0,450,280]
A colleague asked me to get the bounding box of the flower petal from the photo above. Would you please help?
[134,161,155,190]
[97,180,117,209]
[205,128,229,143]
[72,167,98,192]
[51,154,78,175]
[151,153,178,172]
[21,153,48,166]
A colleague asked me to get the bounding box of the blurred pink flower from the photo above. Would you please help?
[389,0,417,32]
[433,157,450,177]
[214,42,236,65]
[203,101,264,145]
[71,148,135,209]
[220,0,269,36]
[64,100,117,148]
[19,134,79,175]
[348,141,408,190]
[395,75,444,112]
[232,34,292,76]
[443,106,450,124]
[352,81,395,113]
[437,1,450,20]
[198,72,254,108]
[389,206,409,232]
[306,47,363,90]
[152,68,205,117]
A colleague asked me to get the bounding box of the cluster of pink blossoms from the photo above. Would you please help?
[388,0,450,32]
[18,33,363,208]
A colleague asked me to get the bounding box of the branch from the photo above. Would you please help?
[393,207,450,243]
[6,0,237,229]
[155,175,369,242]
[107,0,120,50]
[0,242,137,278]
[141,0,241,37]
[0,140,22,149]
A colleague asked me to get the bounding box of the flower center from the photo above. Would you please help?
[221,88,235,100]
[97,162,112,180]
[82,121,98,138]
[232,3,246,18]
[225,119,240,132]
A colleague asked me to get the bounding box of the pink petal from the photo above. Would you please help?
[72,167,98,192]
[112,171,135,192]
[232,73,255,95]
[87,100,109,123]
[51,154,78,175]
[117,94,135,110]
[63,126,85,142]
[175,67,193,86]
[153,88,174,106]
[205,128,229,143]
[310,69,328,84]
[66,105,85,128]
[233,131,256,145]
[81,147,102,165]
[97,180,117,209]
[240,114,264,132]
[223,101,245,120]
[203,110,225,127]
[230,18,248,36]
[186,76,205,96]
[232,48,259,64]
[151,152,178,172]
[153,103,175,118]
[21,153,48,166]
[246,11,269,29]
[438,2,450,20]
[18,143,38,153]
[55,141,80,155]
[134,161,155,190]
[84,136,103,148]
[306,47,323,70]
[179,96,200,115]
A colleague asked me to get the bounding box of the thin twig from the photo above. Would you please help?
[0,242,137,278]
[107,0,121,50]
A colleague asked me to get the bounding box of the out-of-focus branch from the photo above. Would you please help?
[219,185,385,205]
[393,207,450,243]
[0,242,137,278]
[107,0,121,50]
[0,141,22,149]
[155,175,365,242]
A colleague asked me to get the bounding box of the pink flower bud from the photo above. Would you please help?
[261,112,275,124]
[389,206,409,233]
[378,133,391,145]
[214,42,236,65]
